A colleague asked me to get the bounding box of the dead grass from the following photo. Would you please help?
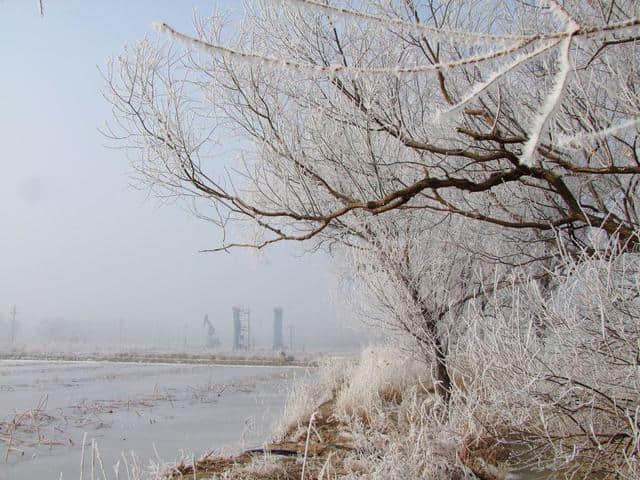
[0,395,65,462]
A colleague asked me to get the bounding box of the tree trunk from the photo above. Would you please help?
[433,335,452,404]
[408,285,452,404]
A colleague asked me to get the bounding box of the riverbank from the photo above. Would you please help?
[163,347,436,480]
[159,345,636,480]
[167,396,356,479]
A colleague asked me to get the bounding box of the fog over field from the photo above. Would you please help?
[0,1,363,353]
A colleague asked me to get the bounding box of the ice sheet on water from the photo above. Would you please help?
[0,360,305,480]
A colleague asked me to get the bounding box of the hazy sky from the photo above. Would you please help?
[0,1,353,349]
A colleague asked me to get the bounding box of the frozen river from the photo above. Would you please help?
[0,359,302,479]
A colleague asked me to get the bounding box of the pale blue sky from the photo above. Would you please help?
[0,1,351,349]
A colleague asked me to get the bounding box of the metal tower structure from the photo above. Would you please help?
[232,307,251,351]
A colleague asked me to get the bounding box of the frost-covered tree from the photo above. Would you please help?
[103,0,640,398]
[332,212,508,400]
[105,0,639,253]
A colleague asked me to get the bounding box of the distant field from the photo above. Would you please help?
[0,351,315,367]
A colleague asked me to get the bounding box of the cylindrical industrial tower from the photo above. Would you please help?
[273,307,284,350]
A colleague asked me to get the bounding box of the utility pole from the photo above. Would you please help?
[247,310,251,351]
[9,305,17,344]
[118,317,124,349]
[183,321,188,352]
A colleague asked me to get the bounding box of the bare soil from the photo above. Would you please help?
[166,398,358,479]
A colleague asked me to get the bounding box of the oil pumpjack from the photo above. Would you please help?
[203,314,221,348]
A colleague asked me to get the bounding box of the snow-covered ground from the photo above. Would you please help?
[0,360,305,479]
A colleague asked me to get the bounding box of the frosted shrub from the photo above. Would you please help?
[273,355,354,440]
[456,249,640,479]
[335,346,426,422]
[342,249,639,479]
